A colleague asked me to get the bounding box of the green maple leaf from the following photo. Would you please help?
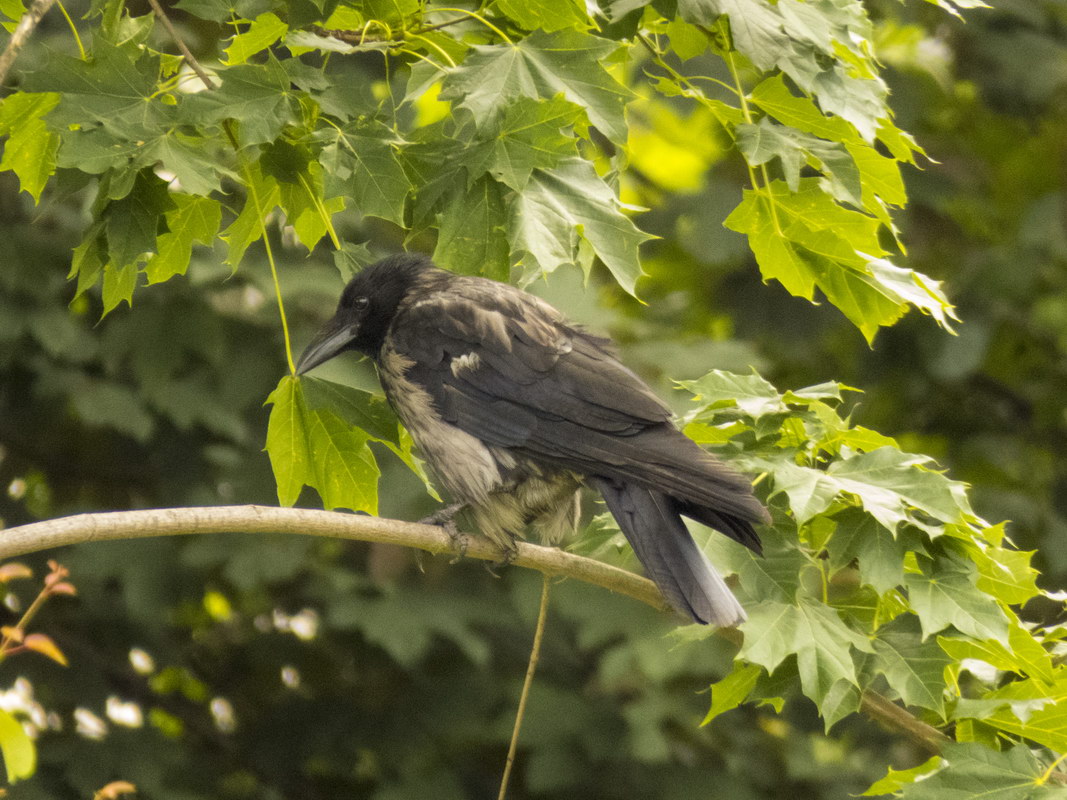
[895,743,1059,800]
[681,368,783,418]
[265,375,381,513]
[440,30,632,142]
[103,171,175,272]
[145,195,222,284]
[862,757,942,797]
[905,559,1010,644]
[739,597,872,706]
[496,0,590,32]
[508,157,652,295]
[702,662,762,724]
[225,12,288,65]
[182,58,299,147]
[318,121,410,225]
[0,92,59,202]
[433,175,510,281]
[464,95,583,193]
[871,616,952,715]
[263,142,345,251]
[827,446,972,528]
[679,0,888,139]
[221,162,280,270]
[702,526,807,604]
[826,510,908,594]
[726,180,957,342]
[301,377,438,498]
[23,47,158,131]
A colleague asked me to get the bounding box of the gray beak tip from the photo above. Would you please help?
[295,321,357,375]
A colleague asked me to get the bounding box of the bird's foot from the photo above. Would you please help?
[418,503,469,564]
[483,544,518,578]
[418,502,466,528]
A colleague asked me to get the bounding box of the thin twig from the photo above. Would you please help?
[145,0,216,91]
[0,0,58,87]
[313,14,467,46]
[859,691,950,755]
[0,505,953,755]
[498,574,551,800]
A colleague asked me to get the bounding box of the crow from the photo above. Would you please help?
[296,253,768,625]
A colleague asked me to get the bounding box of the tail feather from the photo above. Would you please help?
[675,499,763,555]
[594,478,746,626]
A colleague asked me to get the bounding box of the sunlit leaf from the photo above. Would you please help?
[0,710,35,782]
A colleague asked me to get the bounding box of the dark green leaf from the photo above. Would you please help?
[319,122,410,225]
[104,171,175,269]
[905,559,1010,644]
[739,597,872,706]
[182,59,299,147]
[509,158,652,294]
[467,95,583,192]
[433,175,510,281]
[440,30,633,142]
[497,0,590,31]
[871,616,952,715]
[896,744,1054,800]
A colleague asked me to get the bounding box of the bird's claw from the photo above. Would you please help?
[418,503,469,564]
[418,502,466,527]
[445,523,470,564]
[483,545,518,577]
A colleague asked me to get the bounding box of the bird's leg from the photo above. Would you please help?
[418,502,470,563]
[483,542,519,577]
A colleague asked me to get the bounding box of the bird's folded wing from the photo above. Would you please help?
[389,286,766,526]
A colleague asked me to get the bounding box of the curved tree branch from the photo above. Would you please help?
[0,505,670,610]
[1,505,949,756]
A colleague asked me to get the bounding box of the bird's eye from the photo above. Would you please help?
[354,297,369,310]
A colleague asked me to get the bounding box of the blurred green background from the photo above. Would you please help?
[1,0,1066,796]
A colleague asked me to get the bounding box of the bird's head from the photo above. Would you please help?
[296,252,433,373]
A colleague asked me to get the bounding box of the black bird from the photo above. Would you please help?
[296,253,768,626]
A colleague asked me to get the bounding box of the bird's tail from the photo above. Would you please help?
[593,478,746,627]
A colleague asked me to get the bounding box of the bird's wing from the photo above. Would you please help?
[387,278,765,527]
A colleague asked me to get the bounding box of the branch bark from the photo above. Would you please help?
[0,0,57,87]
[145,0,216,91]
[0,505,949,755]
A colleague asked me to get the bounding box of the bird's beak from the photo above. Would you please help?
[295,318,357,375]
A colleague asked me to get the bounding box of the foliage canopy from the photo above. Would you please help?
[0,0,1066,796]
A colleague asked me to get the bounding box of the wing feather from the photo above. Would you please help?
[389,281,767,529]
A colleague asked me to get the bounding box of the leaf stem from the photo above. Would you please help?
[1038,751,1067,785]
[498,574,551,800]
[722,41,783,236]
[431,6,512,44]
[0,562,70,658]
[297,172,341,249]
[54,0,84,59]
[404,31,456,67]
[636,31,740,100]
[242,160,296,374]
[396,47,449,73]
[146,0,217,91]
